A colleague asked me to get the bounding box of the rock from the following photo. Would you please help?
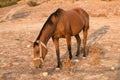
[27,44,31,48]
[55,68,60,71]
[111,66,115,70]
[42,72,48,76]
[82,57,88,60]
[74,56,79,62]
[74,59,79,62]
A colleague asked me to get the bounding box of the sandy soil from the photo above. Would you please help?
[0,0,120,80]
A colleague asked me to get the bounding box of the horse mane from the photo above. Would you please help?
[35,8,64,42]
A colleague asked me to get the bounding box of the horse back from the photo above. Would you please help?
[73,8,89,29]
[53,8,89,38]
[62,8,89,36]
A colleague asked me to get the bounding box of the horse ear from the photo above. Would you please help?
[27,41,34,48]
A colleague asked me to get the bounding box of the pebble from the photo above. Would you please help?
[42,72,48,76]
[55,68,60,71]
[27,44,31,48]
[74,59,79,62]
[111,66,115,70]
[82,57,87,60]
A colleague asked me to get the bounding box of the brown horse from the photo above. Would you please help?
[33,8,89,69]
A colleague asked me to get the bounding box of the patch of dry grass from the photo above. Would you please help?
[0,0,20,8]
[27,0,37,7]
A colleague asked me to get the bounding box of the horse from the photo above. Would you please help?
[32,8,89,69]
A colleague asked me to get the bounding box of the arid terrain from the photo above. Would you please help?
[0,0,120,80]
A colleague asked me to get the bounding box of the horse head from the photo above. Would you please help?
[33,41,43,68]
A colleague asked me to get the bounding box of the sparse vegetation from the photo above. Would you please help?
[27,0,37,7]
[0,0,20,8]
[0,0,120,80]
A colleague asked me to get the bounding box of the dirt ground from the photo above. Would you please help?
[0,0,120,80]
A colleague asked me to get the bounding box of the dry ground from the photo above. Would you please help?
[0,0,120,80]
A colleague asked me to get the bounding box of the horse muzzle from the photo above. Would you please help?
[33,58,43,68]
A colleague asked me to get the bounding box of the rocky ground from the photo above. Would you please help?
[0,0,120,80]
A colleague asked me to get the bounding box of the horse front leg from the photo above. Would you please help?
[65,35,72,60]
[52,37,61,69]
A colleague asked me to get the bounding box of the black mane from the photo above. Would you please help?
[35,8,64,41]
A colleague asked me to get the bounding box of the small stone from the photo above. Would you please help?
[27,45,31,48]
[74,59,79,62]
[111,66,115,70]
[82,57,87,60]
[42,72,48,76]
[55,68,60,71]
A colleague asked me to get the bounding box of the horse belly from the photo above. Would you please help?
[70,20,84,36]
[53,25,66,38]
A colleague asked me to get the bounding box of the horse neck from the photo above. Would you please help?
[39,25,55,45]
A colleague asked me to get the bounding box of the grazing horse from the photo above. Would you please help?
[33,8,89,69]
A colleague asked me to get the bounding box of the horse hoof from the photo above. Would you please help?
[55,68,60,71]
[74,56,79,62]
[74,56,78,59]
[74,59,79,62]
[82,57,87,60]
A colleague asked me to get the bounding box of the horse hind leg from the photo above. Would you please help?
[65,35,72,60]
[83,27,88,58]
[75,34,81,58]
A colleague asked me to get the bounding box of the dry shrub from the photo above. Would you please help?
[27,0,37,7]
[0,0,20,8]
[89,55,101,65]
[88,8,108,17]
[62,58,73,68]
[88,44,104,65]
[93,13,107,17]
[88,45,102,55]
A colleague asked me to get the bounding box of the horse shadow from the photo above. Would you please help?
[87,25,110,46]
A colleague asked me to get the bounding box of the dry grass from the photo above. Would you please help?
[0,0,20,8]
[62,58,73,68]
[0,0,120,80]
[27,0,37,7]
